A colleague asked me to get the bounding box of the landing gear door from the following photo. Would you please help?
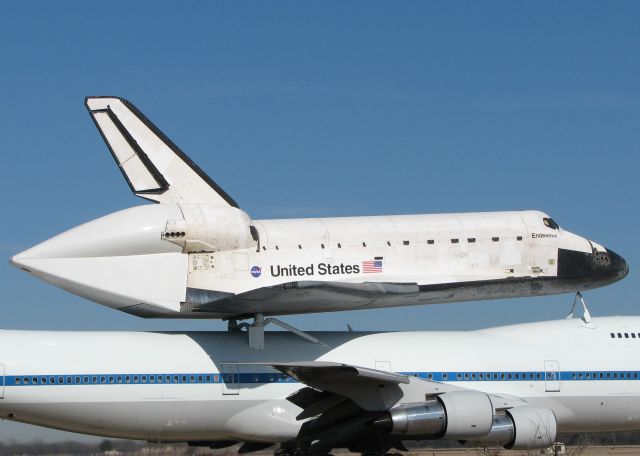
[221,363,239,395]
[544,360,560,392]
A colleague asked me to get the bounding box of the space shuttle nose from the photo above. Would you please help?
[606,249,629,280]
[557,245,628,289]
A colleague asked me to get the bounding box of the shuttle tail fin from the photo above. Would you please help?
[85,96,238,207]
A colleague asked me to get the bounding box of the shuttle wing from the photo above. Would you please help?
[188,281,421,318]
[85,96,238,207]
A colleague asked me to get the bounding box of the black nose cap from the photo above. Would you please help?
[558,247,629,286]
[605,248,629,280]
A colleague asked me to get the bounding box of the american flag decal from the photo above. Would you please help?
[362,259,383,273]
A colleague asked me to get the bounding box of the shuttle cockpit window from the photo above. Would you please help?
[543,217,560,230]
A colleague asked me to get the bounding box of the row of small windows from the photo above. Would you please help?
[261,235,524,251]
[13,373,296,386]
[405,372,541,381]
[13,371,640,386]
[15,374,219,385]
[455,371,541,381]
[610,332,640,339]
[570,371,638,380]
[407,371,640,381]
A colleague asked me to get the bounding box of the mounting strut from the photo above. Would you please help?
[566,292,592,323]
[231,313,329,350]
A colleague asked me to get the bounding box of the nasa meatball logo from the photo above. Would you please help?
[250,266,262,278]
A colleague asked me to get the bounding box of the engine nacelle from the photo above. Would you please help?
[506,406,557,450]
[374,391,493,439]
[164,204,256,253]
[462,406,557,450]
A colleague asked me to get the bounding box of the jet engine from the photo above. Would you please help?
[461,406,557,450]
[373,390,494,439]
[374,392,557,451]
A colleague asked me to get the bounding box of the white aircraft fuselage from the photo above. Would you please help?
[1,316,640,452]
[9,98,628,320]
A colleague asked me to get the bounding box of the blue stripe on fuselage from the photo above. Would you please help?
[3,370,638,387]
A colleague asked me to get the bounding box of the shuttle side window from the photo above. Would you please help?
[543,217,560,230]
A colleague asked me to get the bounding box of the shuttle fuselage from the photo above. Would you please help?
[9,97,628,319]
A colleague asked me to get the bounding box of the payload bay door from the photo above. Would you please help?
[221,364,239,395]
[544,360,560,392]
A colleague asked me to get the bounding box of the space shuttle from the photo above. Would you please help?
[10,97,628,321]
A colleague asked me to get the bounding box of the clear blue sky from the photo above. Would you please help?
[1,1,639,442]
